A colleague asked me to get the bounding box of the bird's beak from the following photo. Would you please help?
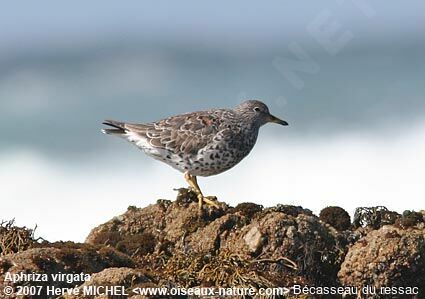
[267,114,288,126]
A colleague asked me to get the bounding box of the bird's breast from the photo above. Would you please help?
[186,127,259,176]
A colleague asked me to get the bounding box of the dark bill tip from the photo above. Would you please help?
[268,114,288,126]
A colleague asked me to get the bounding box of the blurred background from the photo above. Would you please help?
[1,0,425,241]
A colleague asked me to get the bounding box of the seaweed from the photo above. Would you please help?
[0,219,39,255]
[230,202,263,219]
[320,206,351,231]
[353,206,400,229]
[116,232,156,257]
[395,210,425,228]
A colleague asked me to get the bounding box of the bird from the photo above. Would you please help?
[102,100,288,209]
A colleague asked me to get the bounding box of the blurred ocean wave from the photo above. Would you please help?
[1,40,425,158]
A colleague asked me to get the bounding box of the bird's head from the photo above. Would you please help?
[234,100,288,127]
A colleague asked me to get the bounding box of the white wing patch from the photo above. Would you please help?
[124,130,189,173]
[125,131,150,148]
[125,131,169,159]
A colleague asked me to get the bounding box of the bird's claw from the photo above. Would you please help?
[197,194,220,209]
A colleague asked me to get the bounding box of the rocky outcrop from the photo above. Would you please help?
[86,193,343,289]
[338,225,425,294]
[1,190,424,298]
[0,242,134,298]
[62,268,155,299]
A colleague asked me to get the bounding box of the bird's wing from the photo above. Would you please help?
[122,110,228,155]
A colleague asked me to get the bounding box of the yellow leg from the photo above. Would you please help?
[184,172,219,209]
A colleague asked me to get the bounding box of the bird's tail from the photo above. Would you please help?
[102,120,127,135]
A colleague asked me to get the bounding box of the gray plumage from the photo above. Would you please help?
[102,100,288,177]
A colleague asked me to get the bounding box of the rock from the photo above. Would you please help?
[243,226,263,253]
[87,194,343,288]
[396,210,425,228]
[86,189,228,259]
[4,189,424,297]
[0,243,134,298]
[62,268,154,299]
[338,225,425,294]
[228,202,263,218]
[223,210,344,286]
[185,214,242,254]
[84,190,343,289]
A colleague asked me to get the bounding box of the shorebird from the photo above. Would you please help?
[102,100,288,208]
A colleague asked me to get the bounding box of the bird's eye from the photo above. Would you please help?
[253,107,261,112]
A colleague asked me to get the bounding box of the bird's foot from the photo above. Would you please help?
[197,194,220,209]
